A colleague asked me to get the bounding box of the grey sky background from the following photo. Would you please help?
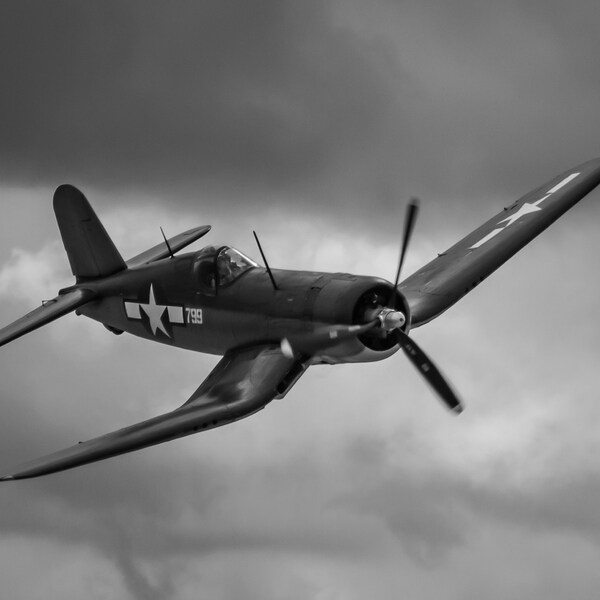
[1,1,600,599]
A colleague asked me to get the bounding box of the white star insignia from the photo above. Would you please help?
[124,285,185,337]
[469,172,580,250]
[140,284,170,337]
[498,202,542,227]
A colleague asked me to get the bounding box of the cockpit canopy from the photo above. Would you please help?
[194,245,258,292]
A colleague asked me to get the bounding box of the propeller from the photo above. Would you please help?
[388,197,463,414]
[390,197,420,309]
[393,328,462,413]
[280,197,463,414]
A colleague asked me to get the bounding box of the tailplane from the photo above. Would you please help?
[53,185,127,281]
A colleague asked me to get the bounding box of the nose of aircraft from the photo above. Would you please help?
[378,308,406,330]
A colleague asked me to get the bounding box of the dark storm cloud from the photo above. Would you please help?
[0,0,396,197]
[3,3,600,599]
[4,0,600,220]
[338,0,600,209]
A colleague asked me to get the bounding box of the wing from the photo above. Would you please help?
[0,288,96,348]
[400,158,600,327]
[1,345,304,480]
[126,226,211,268]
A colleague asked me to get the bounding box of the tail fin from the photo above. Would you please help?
[53,185,127,280]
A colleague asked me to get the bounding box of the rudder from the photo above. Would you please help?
[53,184,127,280]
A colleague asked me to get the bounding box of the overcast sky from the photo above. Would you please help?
[2,1,600,599]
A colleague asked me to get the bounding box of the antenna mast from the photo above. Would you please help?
[253,231,279,291]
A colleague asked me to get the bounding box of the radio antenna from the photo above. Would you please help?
[160,227,175,259]
[253,231,279,291]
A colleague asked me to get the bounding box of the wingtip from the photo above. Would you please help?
[0,475,15,482]
[53,183,86,206]
[575,157,600,173]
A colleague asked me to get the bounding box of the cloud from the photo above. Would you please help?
[2,2,600,599]
[1,181,599,600]
[3,0,599,227]
[0,243,69,301]
[0,0,398,205]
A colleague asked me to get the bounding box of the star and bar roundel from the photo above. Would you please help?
[124,284,185,338]
[469,171,580,250]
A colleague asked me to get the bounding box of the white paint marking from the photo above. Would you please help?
[124,302,141,319]
[168,306,184,324]
[498,202,542,226]
[140,285,170,337]
[547,172,579,194]
[468,171,580,251]
[469,228,504,249]
[281,338,294,359]
[532,194,551,207]
[124,285,187,336]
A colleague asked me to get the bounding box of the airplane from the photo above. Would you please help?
[1,158,600,480]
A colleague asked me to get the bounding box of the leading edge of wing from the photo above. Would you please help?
[400,158,600,327]
[0,345,301,480]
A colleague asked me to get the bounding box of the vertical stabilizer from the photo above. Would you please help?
[53,185,127,280]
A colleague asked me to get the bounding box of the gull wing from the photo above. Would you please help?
[0,288,96,348]
[126,226,211,268]
[399,158,600,327]
[1,345,303,480]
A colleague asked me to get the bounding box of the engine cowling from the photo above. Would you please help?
[352,283,411,351]
[303,274,410,363]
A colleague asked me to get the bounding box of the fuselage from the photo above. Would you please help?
[73,246,402,364]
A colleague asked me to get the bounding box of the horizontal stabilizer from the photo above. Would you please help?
[127,226,211,268]
[400,158,600,327]
[0,288,96,349]
[0,345,300,480]
[54,185,127,280]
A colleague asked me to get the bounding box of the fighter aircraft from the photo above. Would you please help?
[2,158,600,480]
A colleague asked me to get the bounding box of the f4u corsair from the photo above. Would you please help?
[2,159,600,480]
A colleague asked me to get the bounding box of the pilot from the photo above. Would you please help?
[218,254,236,284]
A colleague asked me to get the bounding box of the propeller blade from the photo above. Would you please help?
[392,329,463,414]
[281,321,377,359]
[393,197,420,290]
